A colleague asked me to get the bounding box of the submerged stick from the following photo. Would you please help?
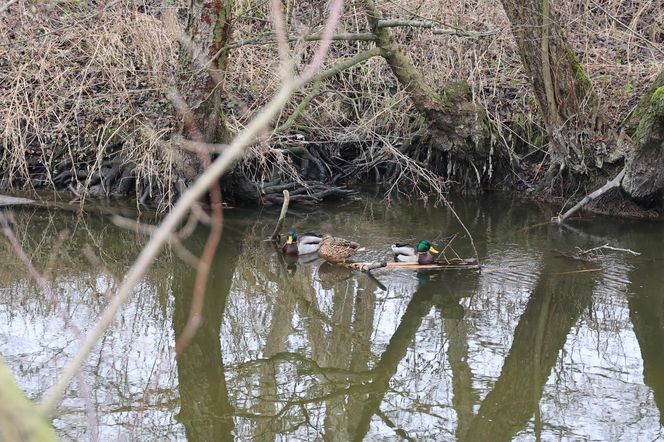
[553,168,626,224]
[270,190,290,241]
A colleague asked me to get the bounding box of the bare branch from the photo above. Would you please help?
[276,47,384,133]
[0,0,17,14]
[377,19,500,37]
[552,168,626,223]
[0,213,99,438]
[577,243,640,256]
[220,32,377,53]
[301,0,345,81]
[270,0,293,78]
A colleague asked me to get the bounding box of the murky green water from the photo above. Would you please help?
[1,194,663,440]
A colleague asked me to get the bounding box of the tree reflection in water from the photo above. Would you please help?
[1,199,663,440]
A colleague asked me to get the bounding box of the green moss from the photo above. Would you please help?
[652,85,664,101]
[570,54,592,90]
[439,81,470,102]
[212,0,233,69]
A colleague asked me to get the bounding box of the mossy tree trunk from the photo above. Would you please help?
[622,70,664,206]
[176,0,234,180]
[500,0,601,181]
[363,0,490,165]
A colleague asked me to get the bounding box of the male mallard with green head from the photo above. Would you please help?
[391,240,439,265]
[318,234,361,264]
[282,230,323,256]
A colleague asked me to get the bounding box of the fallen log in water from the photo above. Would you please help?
[349,258,479,271]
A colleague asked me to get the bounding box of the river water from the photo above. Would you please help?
[0,194,662,441]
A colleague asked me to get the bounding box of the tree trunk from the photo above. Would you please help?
[185,0,233,141]
[622,70,664,206]
[363,0,490,163]
[175,0,234,180]
[500,0,602,179]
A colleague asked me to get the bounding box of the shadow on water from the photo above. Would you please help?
[1,195,663,440]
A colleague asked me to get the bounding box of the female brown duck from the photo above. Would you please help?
[318,234,361,264]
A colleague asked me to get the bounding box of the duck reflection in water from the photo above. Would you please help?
[317,261,353,289]
[282,251,320,276]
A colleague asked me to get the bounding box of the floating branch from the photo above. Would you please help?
[350,258,479,271]
[576,243,640,257]
[349,261,387,272]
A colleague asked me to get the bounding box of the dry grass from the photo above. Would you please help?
[0,2,180,207]
[225,0,661,192]
[1,0,661,206]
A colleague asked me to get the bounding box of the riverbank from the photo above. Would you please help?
[1,1,661,214]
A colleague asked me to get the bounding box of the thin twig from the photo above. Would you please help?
[276,47,384,133]
[219,32,377,53]
[175,183,223,356]
[0,213,99,439]
[441,197,481,271]
[376,19,500,37]
[270,0,293,79]
[0,0,17,14]
[588,0,664,57]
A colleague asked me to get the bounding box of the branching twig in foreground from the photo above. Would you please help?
[38,81,300,416]
[38,0,345,416]
[0,0,18,14]
[442,196,481,271]
[0,214,99,439]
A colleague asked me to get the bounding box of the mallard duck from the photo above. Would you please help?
[282,230,323,256]
[318,234,361,264]
[392,240,439,265]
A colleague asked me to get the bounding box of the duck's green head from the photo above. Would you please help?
[417,240,439,254]
[287,229,298,244]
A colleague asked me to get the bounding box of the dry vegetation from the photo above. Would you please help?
[0,0,661,207]
[0,2,180,208]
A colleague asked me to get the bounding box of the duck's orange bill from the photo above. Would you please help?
[429,246,439,254]
[286,235,294,244]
